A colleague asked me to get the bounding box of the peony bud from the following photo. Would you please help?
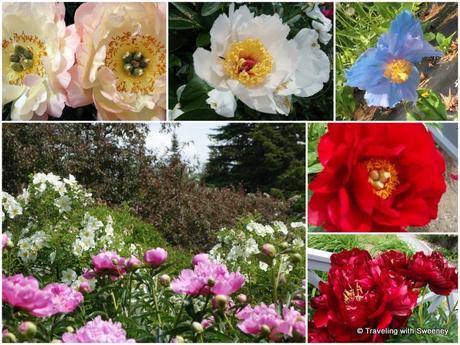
[192,253,209,266]
[4,332,17,343]
[127,256,141,270]
[212,294,228,309]
[78,281,92,293]
[207,278,215,287]
[159,274,171,287]
[170,336,185,343]
[18,322,36,337]
[291,253,303,263]
[260,324,271,336]
[262,243,277,257]
[236,293,247,304]
[191,321,203,334]
[144,248,168,268]
[51,340,62,343]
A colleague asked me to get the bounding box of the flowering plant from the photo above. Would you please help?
[308,248,458,343]
[3,175,306,342]
[308,123,447,232]
[169,2,332,121]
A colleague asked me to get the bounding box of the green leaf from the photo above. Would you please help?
[169,55,182,69]
[196,32,210,47]
[424,32,436,42]
[175,109,226,121]
[201,3,222,16]
[308,163,323,174]
[169,5,203,30]
[180,77,212,112]
[415,89,448,120]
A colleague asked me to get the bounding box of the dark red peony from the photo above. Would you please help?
[407,251,458,295]
[309,249,419,342]
[308,123,446,232]
[374,250,411,279]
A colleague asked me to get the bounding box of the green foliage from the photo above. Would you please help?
[406,89,448,121]
[425,31,456,54]
[3,123,297,251]
[169,2,333,120]
[204,123,306,198]
[307,123,326,175]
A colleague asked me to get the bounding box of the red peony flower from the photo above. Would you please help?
[407,251,458,295]
[309,123,446,232]
[308,321,333,343]
[310,249,418,342]
[374,250,411,279]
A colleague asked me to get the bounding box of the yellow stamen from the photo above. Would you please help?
[104,32,165,94]
[364,159,399,199]
[383,59,412,84]
[223,39,272,87]
[2,33,47,86]
[343,282,364,304]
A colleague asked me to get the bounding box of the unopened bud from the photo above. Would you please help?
[291,253,303,263]
[280,242,289,250]
[214,294,228,309]
[66,326,74,334]
[191,321,203,334]
[260,324,271,336]
[4,332,17,343]
[207,278,215,287]
[18,321,36,337]
[159,274,171,287]
[236,293,247,304]
[170,335,185,343]
[262,243,276,258]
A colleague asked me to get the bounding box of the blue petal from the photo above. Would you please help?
[345,48,389,90]
[377,10,442,63]
[364,66,419,108]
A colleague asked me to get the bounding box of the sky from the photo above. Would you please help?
[145,123,221,165]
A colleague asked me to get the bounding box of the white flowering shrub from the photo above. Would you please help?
[2,173,167,286]
[209,217,305,302]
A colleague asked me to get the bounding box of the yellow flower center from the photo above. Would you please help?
[223,39,272,87]
[343,282,364,304]
[104,32,165,94]
[383,59,412,84]
[2,33,47,85]
[365,159,399,199]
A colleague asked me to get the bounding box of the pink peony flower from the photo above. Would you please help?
[2,274,51,315]
[144,248,168,268]
[171,259,244,296]
[2,233,9,249]
[78,280,92,293]
[62,316,135,343]
[201,316,215,329]
[192,253,209,266]
[31,283,83,317]
[236,303,284,340]
[67,3,166,120]
[278,307,306,338]
[92,251,127,277]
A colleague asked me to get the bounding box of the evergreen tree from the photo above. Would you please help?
[204,123,305,197]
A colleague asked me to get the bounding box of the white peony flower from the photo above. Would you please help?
[193,4,330,116]
[305,4,333,45]
[206,89,237,117]
[67,3,167,120]
[2,2,79,120]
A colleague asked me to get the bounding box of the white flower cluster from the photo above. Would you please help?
[72,213,104,256]
[17,231,48,262]
[210,220,305,272]
[2,192,23,220]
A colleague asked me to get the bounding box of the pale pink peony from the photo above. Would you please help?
[2,233,9,249]
[192,253,209,266]
[68,3,166,120]
[126,255,142,270]
[62,316,135,343]
[91,251,127,278]
[2,274,51,315]
[32,283,83,317]
[171,259,245,296]
[236,303,284,340]
[144,248,168,268]
[236,303,305,340]
[2,2,79,120]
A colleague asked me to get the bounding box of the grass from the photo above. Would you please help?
[307,234,414,255]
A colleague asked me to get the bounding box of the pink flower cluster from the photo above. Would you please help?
[2,274,83,317]
[171,254,244,296]
[62,316,135,343]
[236,303,306,341]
